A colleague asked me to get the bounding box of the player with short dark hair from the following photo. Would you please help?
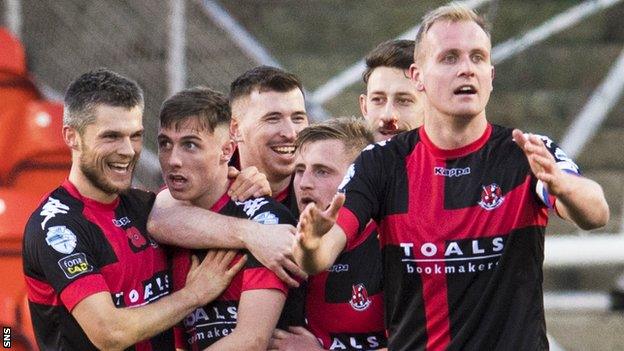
[149,66,311,288]
[295,4,609,350]
[230,65,308,209]
[158,86,302,350]
[360,39,423,142]
[22,69,243,350]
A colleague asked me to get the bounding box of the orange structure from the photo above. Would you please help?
[0,27,71,350]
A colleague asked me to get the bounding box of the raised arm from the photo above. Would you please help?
[72,250,246,351]
[294,193,347,274]
[512,129,609,230]
[148,189,305,287]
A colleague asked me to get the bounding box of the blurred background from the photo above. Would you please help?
[0,0,623,349]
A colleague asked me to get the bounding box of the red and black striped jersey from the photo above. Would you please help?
[171,191,304,350]
[306,222,386,350]
[23,180,173,350]
[336,124,579,351]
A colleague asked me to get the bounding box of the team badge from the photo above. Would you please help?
[252,211,279,225]
[478,183,505,210]
[45,225,77,254]
[349,283,372,311]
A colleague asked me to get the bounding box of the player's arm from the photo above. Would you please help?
[268,327,324,351]
[72,251,246,351]
[203,289,287,351]
[148,189,305,287]
[512,129,609,230]
[294,193,348,274]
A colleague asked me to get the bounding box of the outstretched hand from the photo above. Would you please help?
[185,250,247,306]
[296,192,345,252]
[512,129,568,197]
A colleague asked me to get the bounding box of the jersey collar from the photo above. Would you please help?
[419,123,492,159]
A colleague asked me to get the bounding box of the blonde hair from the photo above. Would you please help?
[414,3,490,62]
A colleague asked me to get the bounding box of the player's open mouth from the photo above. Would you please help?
[454,85,477,95]
[108,162,130,174]
[168,174,187,186]
[300,196,316,206]
[271,145,296,155]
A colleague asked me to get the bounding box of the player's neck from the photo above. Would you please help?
[191,172,230,210]
[423,111,488,150]
[68,165,119,204]
[268,175,291,198]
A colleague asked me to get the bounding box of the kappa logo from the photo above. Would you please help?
[235,198,269,217]
[40,197,69,229]
[349,283,372,311]
[45,225,77,254]
[112,216,131,227]
[434,166,471,177]
[478,183,505,210]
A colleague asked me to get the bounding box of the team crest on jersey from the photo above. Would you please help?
[45,225,77,254]
[478,183,505,210]
[349,283,372,311]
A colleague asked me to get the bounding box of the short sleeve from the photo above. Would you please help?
[530,134,581,209]
[337,144,384,245]
[25,218,109,311]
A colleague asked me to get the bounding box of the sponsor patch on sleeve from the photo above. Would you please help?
[252,211,279,225]
[46,225,77,254]
[58,253,93,279]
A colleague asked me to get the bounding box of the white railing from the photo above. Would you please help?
[560,46,624,158]
[198,0,328,120]
[4,0,22,39]
[167,0,187,97]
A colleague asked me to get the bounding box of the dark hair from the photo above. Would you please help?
[296,117,374,162]
[363,39,415,84]
[229,65,304,104]
[63,68,144,134]
[159,86,230,132]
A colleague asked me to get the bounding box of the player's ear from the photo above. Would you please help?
[409,63,425,92]
[230,118,242,143]
[220,129,236,163]
[359,94,368,117]
[63,125,80,151]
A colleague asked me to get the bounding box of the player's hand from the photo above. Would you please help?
[296,192,345,252]
[184,250,247,305]
[243,224,307,288]
[512,129,569,197]
[268,327,324,351]
[227,166,272,202]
